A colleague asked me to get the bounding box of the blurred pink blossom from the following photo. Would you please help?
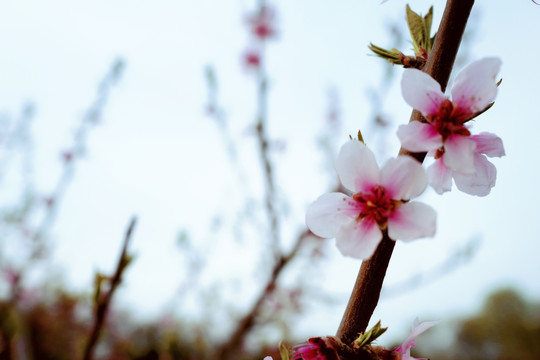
[61,150,74,163]
[2,267,21,287]
[243,49,262,69]
[394,319,438,360]
[246,5,277,40]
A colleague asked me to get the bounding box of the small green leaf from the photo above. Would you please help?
[406,5,425,54]
[368,43,402,64]
[279,342,290,360]
[406,5,436,54]
[424,7,435,52]
[424,6,433,37]
[354,321,388,349]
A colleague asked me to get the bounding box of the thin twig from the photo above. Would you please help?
[33,59,125,254]
[381,237,480,298]
[336,0,475,344]
[82,216,137,360]
[0,102,35,185]
[215,229,312,360]
[255,67,281,260]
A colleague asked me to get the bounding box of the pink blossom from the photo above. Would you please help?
[428,132,504,196]
[243,49,262,69]
[246,5,277,40]
[2,267,21,287]
[398,57,504,195]
[263,357,273,360]
[61,150,74,163]
[394,319,438,360]
[306,141,436,260]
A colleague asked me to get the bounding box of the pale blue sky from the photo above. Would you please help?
[0,0,539,345]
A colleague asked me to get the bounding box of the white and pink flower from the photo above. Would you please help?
[306,140,436,260]
[397,57,505,196]
[393,319,438,360]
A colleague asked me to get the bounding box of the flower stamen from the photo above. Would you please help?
[426,99,471,141]
[353,186,402,229]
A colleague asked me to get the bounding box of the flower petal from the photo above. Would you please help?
[335,218,382,259]
[395,319,439,358]
[451,57,501,113]
[443,135,476,174]
[336,140,380,192]
[401,68,446,116]
[306,193,357,238]
[387,202,436,241]
[397,122,443,153]
[427,158,453,194]
[471,132,505,158]
[453,154,497,196]
[380,156,427,200]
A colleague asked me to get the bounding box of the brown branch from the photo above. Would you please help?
[82,216,137,360]
[336,0,475,344]
[255,65,281,260]
[215,229,311,360]
[0,332,13,360]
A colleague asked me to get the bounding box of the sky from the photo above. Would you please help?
[1,0,540,346]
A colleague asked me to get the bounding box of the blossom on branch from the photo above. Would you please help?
[398,57,505,196]
[428,132,504,196]
[243,49,262,69]
[306,140,436,260]
[246,5,277,40]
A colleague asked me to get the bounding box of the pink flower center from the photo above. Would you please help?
[254,23,273,38]
[244,52,261,68]
[352,185,401,228]
[248,6,276,40]
[427,99,471,141]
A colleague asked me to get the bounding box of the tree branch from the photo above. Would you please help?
[82,216,136,360]
[336,0,475,344]
[215,229,311,360]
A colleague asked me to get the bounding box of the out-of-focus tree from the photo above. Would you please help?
[419,288,540,360]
